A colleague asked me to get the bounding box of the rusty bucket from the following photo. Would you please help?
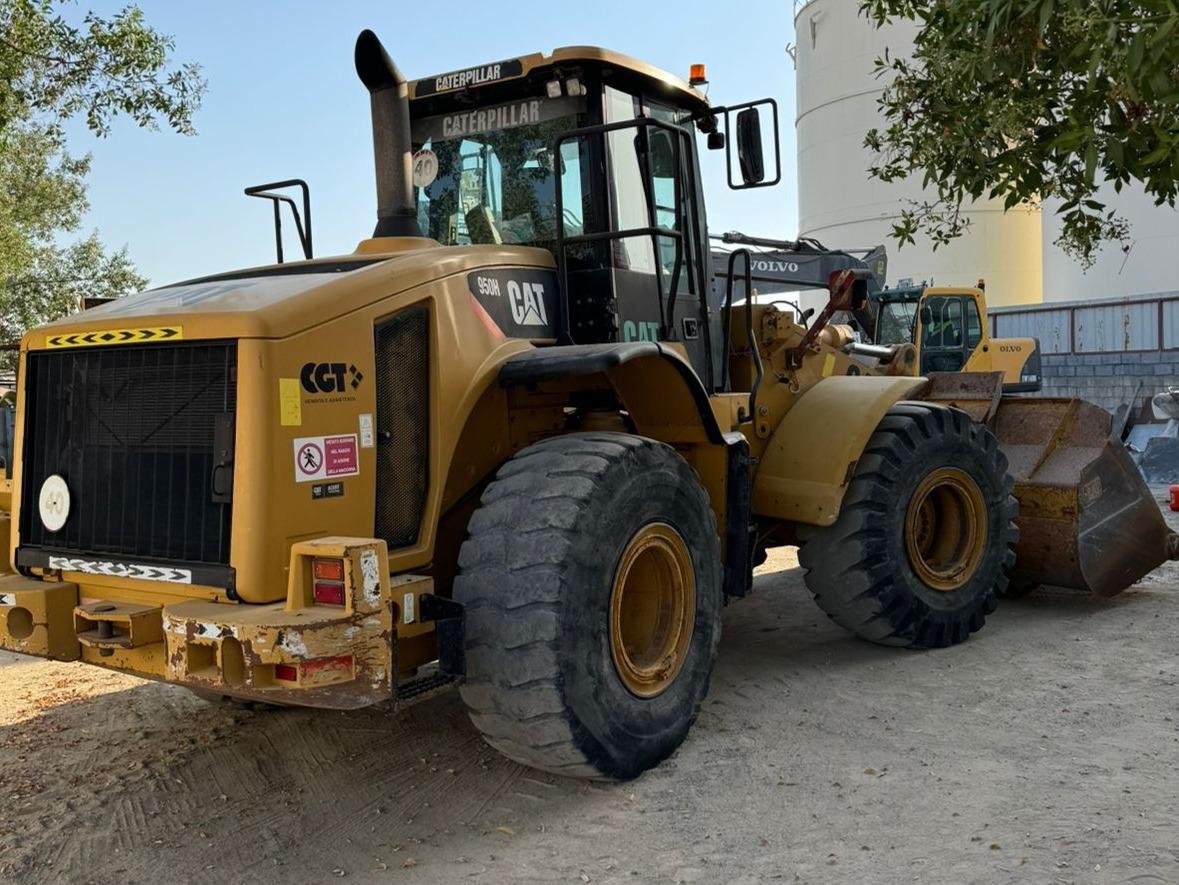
[991,397,1176,596]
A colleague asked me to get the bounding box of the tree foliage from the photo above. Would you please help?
[860,0,1179,266]
[1,233,145,347]
[0,1,203,362]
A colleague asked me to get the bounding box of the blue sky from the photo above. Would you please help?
[65,1,800,286]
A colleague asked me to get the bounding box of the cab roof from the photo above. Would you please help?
[409,46,710,112]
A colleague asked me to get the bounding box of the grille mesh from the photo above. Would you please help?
[19,342,236,565]
[374,305,429,549]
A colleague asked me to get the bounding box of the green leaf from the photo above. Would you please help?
[1084,143,1098,182]
[1037,0,1055,34]
[1142,143,1171,166]
[1127,35,1145,73]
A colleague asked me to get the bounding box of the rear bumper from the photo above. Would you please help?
[0,537,438,710]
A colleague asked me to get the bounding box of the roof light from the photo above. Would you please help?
[565,77,584,97]
[545,79,563,98]
[689,64,708,86]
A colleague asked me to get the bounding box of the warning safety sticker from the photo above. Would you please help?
[293,434,359,483]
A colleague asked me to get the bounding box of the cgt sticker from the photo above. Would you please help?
[294,434,360,483]
[301,362,364,395]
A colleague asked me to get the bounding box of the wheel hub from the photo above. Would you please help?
[609,523,695,698]
[904,467,988,591]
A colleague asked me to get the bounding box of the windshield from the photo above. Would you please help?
[410,95,588,247]
[876,297,917,345]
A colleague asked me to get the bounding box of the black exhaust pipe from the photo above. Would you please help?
[354,30,421,238]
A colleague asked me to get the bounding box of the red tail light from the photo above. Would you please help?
[314,580,345,606]
[274,663,298,682]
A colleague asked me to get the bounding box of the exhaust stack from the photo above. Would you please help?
[354,30,420,238]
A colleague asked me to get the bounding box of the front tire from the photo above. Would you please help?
[798,403,1018,648]
[454,433,722,780]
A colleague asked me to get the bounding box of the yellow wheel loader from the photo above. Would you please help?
[709,236,1042,391]
[0,31,1173,780]
[871,283,1041,392]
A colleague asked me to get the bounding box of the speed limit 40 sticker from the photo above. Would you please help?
[293,434,359,483]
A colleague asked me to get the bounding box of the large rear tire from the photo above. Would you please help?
[454,432,722,780]
[798,403,1018,648]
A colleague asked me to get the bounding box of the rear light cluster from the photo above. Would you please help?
[274,656,354,684]
[313,558,346,606]
[274,663,298,682]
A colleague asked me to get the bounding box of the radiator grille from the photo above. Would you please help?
[374,305,429,549]
[19,342,237,566]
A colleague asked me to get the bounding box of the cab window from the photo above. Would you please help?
[923,296,963,349]
[965,298,982,348]
[603,86,698,292]
[410,94,591,248]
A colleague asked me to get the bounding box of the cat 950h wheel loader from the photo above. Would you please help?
[0,31,1173,780]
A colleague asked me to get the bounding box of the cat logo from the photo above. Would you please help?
[508,281,549,326]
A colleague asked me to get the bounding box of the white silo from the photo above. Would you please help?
[1042,186,1179,301]
[793,0,1043,306]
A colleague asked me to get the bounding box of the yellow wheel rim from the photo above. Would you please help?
[609,523,695,698]
[904,467,988,592]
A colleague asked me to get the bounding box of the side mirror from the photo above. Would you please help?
[736,108,764,185]
[919,305,933,326]
[717,98,781,190]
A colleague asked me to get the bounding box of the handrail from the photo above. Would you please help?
[245,179,313,264]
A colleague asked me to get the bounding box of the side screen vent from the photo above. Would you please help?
[374,304,429,549]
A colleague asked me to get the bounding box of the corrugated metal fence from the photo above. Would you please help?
[990,292,1179,353]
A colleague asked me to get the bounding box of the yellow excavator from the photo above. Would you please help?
[0,31,1172,781]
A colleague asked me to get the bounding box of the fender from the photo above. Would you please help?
[499,343,752,595]
[499,342,724,444]
[752,375,927,527]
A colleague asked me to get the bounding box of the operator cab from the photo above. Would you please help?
[407,48,779,390]
[874,285,986,374]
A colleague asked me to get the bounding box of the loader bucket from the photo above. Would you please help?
[991,396,1176,596]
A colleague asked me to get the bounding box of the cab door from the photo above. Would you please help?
[917,293,984,373]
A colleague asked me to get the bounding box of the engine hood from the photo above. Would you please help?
[23,239,556,347]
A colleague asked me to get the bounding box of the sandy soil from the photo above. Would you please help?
[2,506,1178,885]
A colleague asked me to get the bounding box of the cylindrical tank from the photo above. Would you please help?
[794,0,1043,306]
[1041,186,1179,301]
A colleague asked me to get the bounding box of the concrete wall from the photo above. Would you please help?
[1038,351,1179,415]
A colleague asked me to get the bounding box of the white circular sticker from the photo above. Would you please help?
[412,149,439,189]
[38,474,71,533]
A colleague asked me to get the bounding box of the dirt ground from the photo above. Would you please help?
[2,504,1178,885]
